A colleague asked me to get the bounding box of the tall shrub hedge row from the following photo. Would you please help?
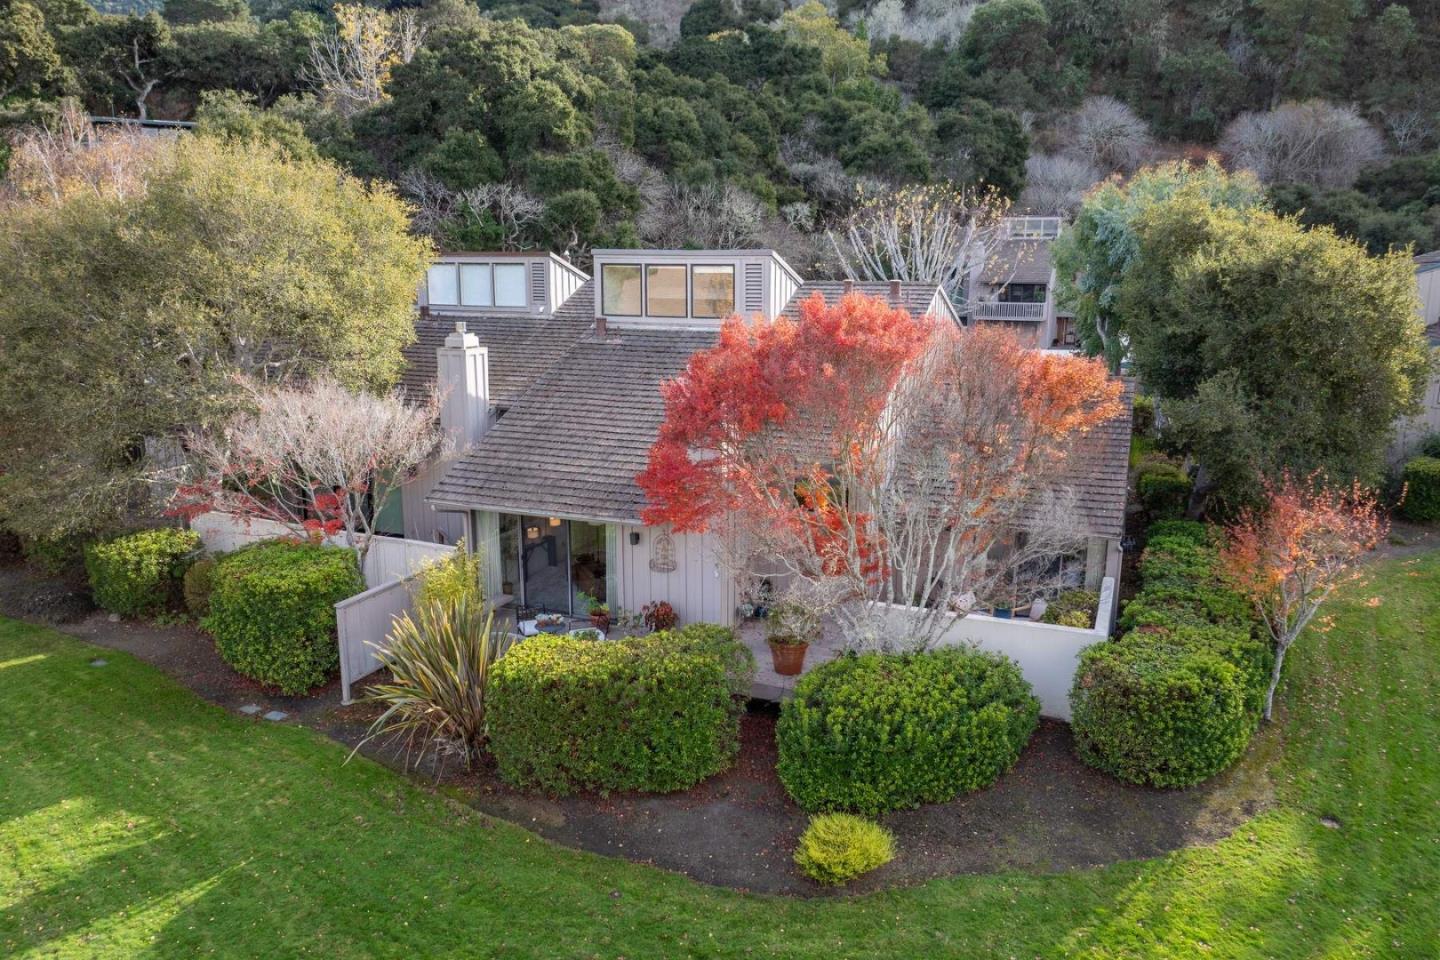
[204,540,364,694]
[85,528,201,617]
[1070,523,1269,787]
[776,648,1040,815]
[1399,456,1440,523]
[487,624,755,794]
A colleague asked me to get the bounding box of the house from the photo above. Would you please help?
[386,246,1130,635]
[966,216,1079,351]
[1388,250,1440,463]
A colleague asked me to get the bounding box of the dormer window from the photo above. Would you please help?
[692,265,735,318]
[428,262,527,308]
[592,249,796,328]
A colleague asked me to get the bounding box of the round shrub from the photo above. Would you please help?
[794,813,895,886]
[1399,456,1440,523]
[1070,633,1259,788]
[183,556,218,618]
[487,624,755,794]
[1136,462,1192,520]
[204,540,363,694]
[85,528,201,617]
[776,649,1040,815]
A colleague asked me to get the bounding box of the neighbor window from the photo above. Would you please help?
[494,263,527,307]
[602,264,643,315]
[691,265,735,318]
[998,283,1046,303]
[427,264,459,305]
[646,265,687,317]
[459,264,492,307]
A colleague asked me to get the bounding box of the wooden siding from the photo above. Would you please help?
[613,524,737,626]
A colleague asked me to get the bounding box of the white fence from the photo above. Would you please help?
[874,577,1115,722]
[337,577,419,704]
[190,511,451,588]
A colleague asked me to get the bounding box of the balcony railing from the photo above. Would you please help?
[970,301,1046,321]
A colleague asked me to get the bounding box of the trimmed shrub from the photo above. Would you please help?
[204,540,364,694]
[85,528,201,617]
[776,649,1039,815]
[1145,519,1209,547]
[487,624,754,794]
[1070,631,1259,787]
[1136,461,1192,520]
[1399,456,1440,523]
[794,813,895,885]
[414,541,485,611]
[1420,433,1440,458]
[183,556,218,618]
[1119,531,1252,633]
[1040,589,1099,627]
[1132,394,1155,437]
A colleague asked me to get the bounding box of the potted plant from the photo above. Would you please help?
[640,600,678,633]
[578,590,611,629]
[765,599,820,676]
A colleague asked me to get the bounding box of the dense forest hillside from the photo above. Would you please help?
[3,0,1438,266]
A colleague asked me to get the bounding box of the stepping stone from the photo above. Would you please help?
[89,658,107,667]
[262,710,288,722]
[238,704,262,715]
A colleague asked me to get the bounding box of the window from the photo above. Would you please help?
[691,265,735,318]
[494,263,527,307]
[646,265,687,317]
[459,264,492,307]
[602,264,643,315]
[427,264,459,305]
[998,283,1047,304]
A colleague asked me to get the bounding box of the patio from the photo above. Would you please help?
[738,617,851,700]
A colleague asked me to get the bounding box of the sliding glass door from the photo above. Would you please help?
[519,516,570,613]
[501,515,610,615]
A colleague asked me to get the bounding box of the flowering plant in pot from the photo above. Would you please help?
[578,590,611,629]
[765,598,820,676]
[640,600,678,632]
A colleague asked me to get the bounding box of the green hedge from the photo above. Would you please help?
[776,648,1039,815]
[1145,519,1209,547]
[1119,532,1252,633]
[183,556,218,618]
[85,528,201,617]
[203,540,363,694]
[487,624,754,794]
[1399,456,1440,523]
[1136,462,1192,520]
[1070,630,1261,787]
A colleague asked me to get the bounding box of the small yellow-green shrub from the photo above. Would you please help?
[415,541,485,611]
[794,813,895,885]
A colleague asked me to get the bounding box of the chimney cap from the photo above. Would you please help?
[595,316,608,337]
[454,320,467,334]
[889,279,902,300]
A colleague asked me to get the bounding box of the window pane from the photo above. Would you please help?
[427,264,458,305]
[601,264,642,315]
[494,263,526,307]
[691,265,734,318]
[646,265,687,317]
[459,264,492,307]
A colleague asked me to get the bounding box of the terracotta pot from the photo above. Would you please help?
[768,638,809,676]
[590,612,611,630]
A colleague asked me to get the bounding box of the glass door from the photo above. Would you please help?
[569,521,607,613]
[520,516,570,613]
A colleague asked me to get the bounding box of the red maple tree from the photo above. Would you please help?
[638,292,1124,649]
[1222,472,1387,720]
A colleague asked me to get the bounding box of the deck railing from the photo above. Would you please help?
[969,300,1046,320]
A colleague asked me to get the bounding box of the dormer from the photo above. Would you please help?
[420,252,588,318]
[591,249,803,329]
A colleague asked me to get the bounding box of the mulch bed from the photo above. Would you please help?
[0,557,1274,897]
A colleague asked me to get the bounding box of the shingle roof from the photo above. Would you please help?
[985,239,1053,285]
[780,281,951,320]
[399,283,595,406]
[1415,250,1440,266]
[1050,378,1135,540]
[427,328,717,522]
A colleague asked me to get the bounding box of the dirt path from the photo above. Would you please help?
[0,559,1274,896]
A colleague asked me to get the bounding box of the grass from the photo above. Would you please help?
[2,553,1439,958]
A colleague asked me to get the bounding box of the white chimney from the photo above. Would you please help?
[436,321,493,449]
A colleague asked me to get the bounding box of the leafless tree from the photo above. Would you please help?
[173,377,448,568]
[399,172,545,248]
[1377,106,1434,155]
[1019,152,1104,217]
[304,4,426,117]
[828,182,1011,307]
[2,103,161,206]
[1058,96,1154,174]
[858,0,975,48]
[1221,100,1385,190]
[638,180,766,249]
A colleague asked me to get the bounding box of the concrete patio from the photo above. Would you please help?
[738,618,851,700]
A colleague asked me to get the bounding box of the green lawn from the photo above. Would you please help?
[2,555,1438,959]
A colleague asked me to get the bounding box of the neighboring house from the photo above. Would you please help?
[1388,250,1440,463]
[387,246,1131,632]
[967,216,1079,351]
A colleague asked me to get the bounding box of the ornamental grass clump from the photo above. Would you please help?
[794,813,895,886]
[353,598,511,772]
[85,527,201,617]
[777,648,1040,815]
